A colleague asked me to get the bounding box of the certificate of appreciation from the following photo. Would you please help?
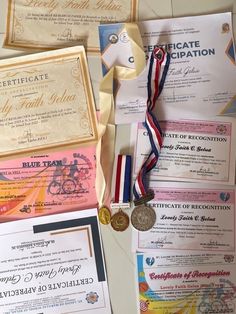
[4,0,137,53]
[0,209,111,314]
[136,252,236,314]
[133,182,236,253]
[0,146,97,222]
[131,118,236,185]
[99,12,236,124]
[0,46,98,157]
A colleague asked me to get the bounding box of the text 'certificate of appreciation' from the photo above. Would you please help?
[4,0,138,53]
[131,118,236,185]
[99,12,236,124]
[0,209,111,314]
[133,181,236,253]
[136,252,236,314]
[0,146,97,222]
[0,46,98,158]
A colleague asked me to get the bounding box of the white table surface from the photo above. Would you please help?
[0,1,236,313]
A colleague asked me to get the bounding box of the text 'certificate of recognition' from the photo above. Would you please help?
[0,209,111,314]
[131,118,236,185]
[99,12,236,124]
[4,0,138,53]
[0,46,98,157]
[133,182,235,253]
[137,252,236,314]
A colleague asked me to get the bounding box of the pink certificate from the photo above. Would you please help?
[0,146,97,222]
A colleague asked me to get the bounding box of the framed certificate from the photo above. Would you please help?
[0,46,98,158]
[0,209,111,313]
[4,0,138,53]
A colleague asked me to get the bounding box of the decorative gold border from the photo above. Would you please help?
[4,0,138,53]
[0,49,98,158]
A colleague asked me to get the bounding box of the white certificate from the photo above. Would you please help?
[136,252,236,314]
[0,209,111,314]
[99,12,236,124]
[132,182,236,253]
[131,118,236,185]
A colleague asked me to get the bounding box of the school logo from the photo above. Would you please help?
[222,23,230,33]
[220,192,230,202]
[146,257,155,266]
[86,292,99,304]
[224,255,234,263]
[108,33,118,44]
[216,124,227,134]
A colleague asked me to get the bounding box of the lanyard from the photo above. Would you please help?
[133,47,170,205]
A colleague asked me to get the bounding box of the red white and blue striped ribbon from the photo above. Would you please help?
[133,47,170,202]
[113,154,132,206]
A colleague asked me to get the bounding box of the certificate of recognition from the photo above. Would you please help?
[0,46,98,157]
[133,182,236,253]
[0,146,97,222]
[0,209,111,314]
[99,12,236,124]
[131,118,236,185]
[136,252,236,314]
[4,0,137,53]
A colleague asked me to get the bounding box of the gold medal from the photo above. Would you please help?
[98,206,111,225]
[111,209,129,232]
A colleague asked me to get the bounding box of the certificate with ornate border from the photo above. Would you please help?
[4,0,138,53]
[0,209,112,314]
[132,182,236,253]
[131,117,236,185]
[0,46,98,158]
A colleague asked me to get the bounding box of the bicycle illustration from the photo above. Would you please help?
[198,279,236,313]
[47,159,91,195]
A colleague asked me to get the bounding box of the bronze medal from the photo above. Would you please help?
[131,204,156,231]
[111,209,129,232]
[98,206,111,225]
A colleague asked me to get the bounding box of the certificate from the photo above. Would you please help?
[136,252,236,314]
[99,12,236,124]
[4,0,138,53]
[0,146,97,222]
[0,46,98,157]
[133,182,236,253]
[0,209,111,314]
[131,118,236,185]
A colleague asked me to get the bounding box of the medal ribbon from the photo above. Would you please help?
[133,47,170,202]
[114,154,132,204]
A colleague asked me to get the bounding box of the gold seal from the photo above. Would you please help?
[98,206,111,225]
[111,209,129,232]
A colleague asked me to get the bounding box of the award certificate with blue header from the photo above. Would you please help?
[0,209,111,314]
[99,12,236,124]
[136,252,236,314]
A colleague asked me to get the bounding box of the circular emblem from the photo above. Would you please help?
[108,33,118,44]
[111,210,129,231]
[86,292,99,304]
[220,192,230,202]
[131,205,156,231]
[139,282,149,293]
[222,23,230,33]
[119,32,129,43]
[98,206,111,225]
[216,124,227,134]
